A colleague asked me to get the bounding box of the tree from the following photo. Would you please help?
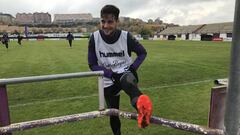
[31,28,37,34]
[147,19,154,24]
[76,26,82,33]
[51,27,58,33]
[138,26,153,37]
[12,30,19,35]
[58,27,63,33]
[154,17,163,24]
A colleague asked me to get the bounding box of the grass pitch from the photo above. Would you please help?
[0,39,230,135]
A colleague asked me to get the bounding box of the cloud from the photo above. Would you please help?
[0,0,235,25]
[123,0,235,25]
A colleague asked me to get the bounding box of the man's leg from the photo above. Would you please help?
[104,84,121,135]
[120,72,142,109]
[69,40,72,47]
[5,42,8,49]
[18,40,21,45]
[120,72,152,128]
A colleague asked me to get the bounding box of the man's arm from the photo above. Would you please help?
[71,34,74,40]
[88,35,113,78]
[66,34,69,40]
[127,33,147,70]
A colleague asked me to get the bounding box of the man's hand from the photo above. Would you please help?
[112,72,123,84]
[112,66,138,84]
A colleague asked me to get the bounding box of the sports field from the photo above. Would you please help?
[0,40,230,135]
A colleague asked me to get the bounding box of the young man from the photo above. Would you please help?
[66,32,74,47]
[17,33,23,45]
[88,5,153,135]
[2,33,9,49]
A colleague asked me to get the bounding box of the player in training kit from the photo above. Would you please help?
[66,32,74,47]
[2,33,9,49]
[17,34,23,45]
[88,5,153,135]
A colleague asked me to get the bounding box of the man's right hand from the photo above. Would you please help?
[111,72,123,84]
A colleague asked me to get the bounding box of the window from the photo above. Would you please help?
[213,33,220,38]
[227,33,232,38]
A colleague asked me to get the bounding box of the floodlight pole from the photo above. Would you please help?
[224,0,240,135]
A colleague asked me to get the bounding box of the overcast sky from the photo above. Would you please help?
[0,0,236,25]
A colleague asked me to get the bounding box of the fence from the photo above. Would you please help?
[0,71,224,135]
[0,71,104,135]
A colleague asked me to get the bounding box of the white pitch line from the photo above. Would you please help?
[10,94,98,108]
[9,79,212,108]
[141,79,212,91]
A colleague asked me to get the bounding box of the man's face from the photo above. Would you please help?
[100,14,118,36]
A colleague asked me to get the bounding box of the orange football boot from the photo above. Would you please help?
[137,95,153,128]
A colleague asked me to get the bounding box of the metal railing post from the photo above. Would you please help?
[208,86,227,129]
[98,76,105,110]
[0,85,11,135]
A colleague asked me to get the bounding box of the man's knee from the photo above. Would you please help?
[120,72,142,106]
[120,72,138,90]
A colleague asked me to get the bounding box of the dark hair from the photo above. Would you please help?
[101,5,120,20]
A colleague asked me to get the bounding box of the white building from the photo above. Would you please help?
[0,13,15,25]
[159,22,233,41]
[159,25,203,40]
[53,13,93,24]
[195,22,233,41]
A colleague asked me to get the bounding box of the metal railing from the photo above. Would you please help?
[0,109,224,135]
[0,71,225,135]
[0,71,104,135]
